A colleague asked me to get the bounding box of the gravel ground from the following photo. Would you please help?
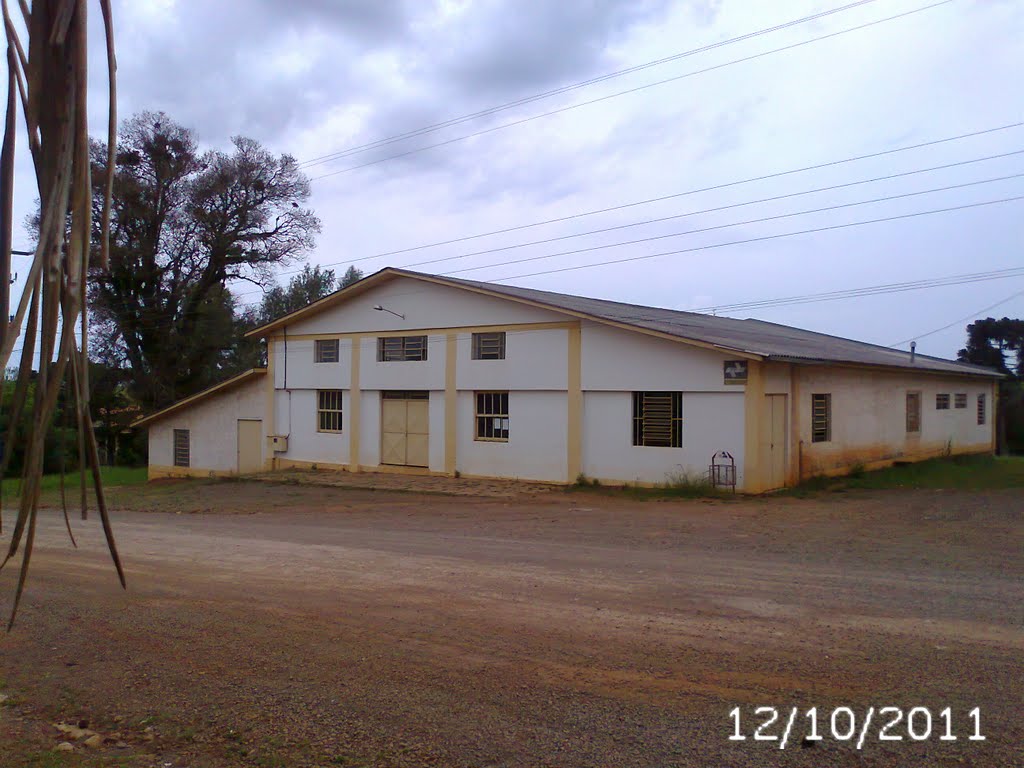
[0,482,1021,767]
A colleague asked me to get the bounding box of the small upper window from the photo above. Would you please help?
[906,392,921,433]
[954,393,967,409]
[378,335,428,362]
[173,429,190,468]
[977,394,987,425]
[315,339,339,363]
[472,332,506,360]
[811,394,831,443]
[632,392,682,447]
[936,393,950,410]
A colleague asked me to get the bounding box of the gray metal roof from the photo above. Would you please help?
[421,271,999,378]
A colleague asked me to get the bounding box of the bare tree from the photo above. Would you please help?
[89,112,321,408]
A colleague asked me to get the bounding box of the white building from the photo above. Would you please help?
[136,268,999,492]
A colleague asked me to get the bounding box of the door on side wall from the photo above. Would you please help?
[237,419,263,474]
[381,391,430,467]
[761,394,788,490]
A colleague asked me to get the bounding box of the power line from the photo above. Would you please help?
[484,194,1024,282]
[298,0,883,170]
[45,190,1024,338]
[889,288,1024,347]
[310,0,954,181]
[400,150,1024,272]
[693,268,1024,313]
[296,121,1024,271]
[440,173,1024,277]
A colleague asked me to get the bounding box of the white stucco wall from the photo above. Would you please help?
[147,375,265,475]
[456,390,568,482]
[456,328,569,390]
[581,322,747,391]
[582,391,745,485]
[271,388,349,466]
[285,277,566,336]
[796,366,995,476]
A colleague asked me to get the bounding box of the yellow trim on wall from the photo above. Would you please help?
[267,320,576,342]
[567,324,582,482]
[264,343,276,471]
[445,333,457,475]
[789,363,801,485]
[148,465,238,480]
[349,339,362,472]
[742,360,764,493]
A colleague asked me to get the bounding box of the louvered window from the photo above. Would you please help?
[936,393,950,410]
[954,393,967,409]
[977,394,986,425]
[472,332,506,360]
[318,390,343,432]
[632,392,682,447]
[315,339,339,363]
[173,429,190,467]
[811,394,831,443]
[378,335,428,361]
[475,392,509,441]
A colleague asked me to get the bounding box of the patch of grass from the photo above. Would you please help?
[790,454,1024,494]
[2,466,147,501]
[569,469,728,500]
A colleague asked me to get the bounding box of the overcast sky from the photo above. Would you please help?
[11,0,1024,360]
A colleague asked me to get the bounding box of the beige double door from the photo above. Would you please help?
[759,394,788,490]
[381,392,430,467]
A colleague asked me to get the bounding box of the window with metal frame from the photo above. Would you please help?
[472,331,506,360]
[377,335,428,361]
[475,392,509,441]
[315,339,339,363]
[811,393,831,443]
[977,394,986,425]
[936,393,950,410]
[954,393,968,409]
[173,429,190,467]
[317,390,343,432]
[906,391,921,433]
[632,392,682,447]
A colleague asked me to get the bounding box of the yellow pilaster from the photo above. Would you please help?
[349,339,362,472]
[264,340,276,471]
[789,363,801,485]
[567,324,582,482]
[445,333,457,475]
[743,360,765,493]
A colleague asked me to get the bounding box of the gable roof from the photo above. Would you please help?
[247,268,999,378]
[132,368,267,428]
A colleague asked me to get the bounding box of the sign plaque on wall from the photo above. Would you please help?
[723,360,748,384]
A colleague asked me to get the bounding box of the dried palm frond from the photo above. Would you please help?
[0,0,123,629]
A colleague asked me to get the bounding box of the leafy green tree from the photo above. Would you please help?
[958,317,1024,453]
[87,111,321,409]
[340,265,364,288]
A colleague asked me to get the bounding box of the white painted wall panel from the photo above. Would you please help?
[581,323,740,392]
[456,391,568,482]
[147,376,265,473]
[271,339,352,390]
[456,328,568,390]
[271,389,348,465]
[286,277,566,336]
[581,391,745,485]
[359,390,381,467]
[359,336,446,391]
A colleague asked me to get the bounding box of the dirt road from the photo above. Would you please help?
[1,482,1021,766]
